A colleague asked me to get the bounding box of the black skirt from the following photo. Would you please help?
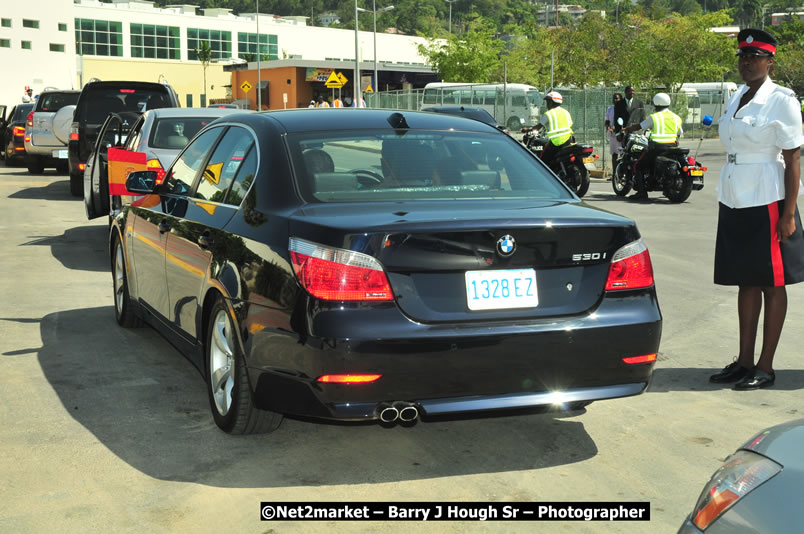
[714,200,804,286]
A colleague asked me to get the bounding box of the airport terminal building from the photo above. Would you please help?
[1,0,436,108]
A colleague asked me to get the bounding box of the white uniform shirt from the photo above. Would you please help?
[717,78,803,209]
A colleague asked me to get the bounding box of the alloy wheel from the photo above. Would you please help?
[209,310,235,416]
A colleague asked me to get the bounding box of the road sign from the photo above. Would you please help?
[365,84,374,94]
[240,81,253,93]
[337,72,349,86]
[324,71,342,89]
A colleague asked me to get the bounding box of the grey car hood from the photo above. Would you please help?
[740,418,804,465]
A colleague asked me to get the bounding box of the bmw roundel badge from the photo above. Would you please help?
[496,235,516,257]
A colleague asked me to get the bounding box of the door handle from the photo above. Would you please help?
[197,233,213,249]
[158,220,170,234]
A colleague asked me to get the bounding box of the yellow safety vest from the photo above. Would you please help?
[649,110,681,144]
[544,107,573,146]
[333,99,343,108]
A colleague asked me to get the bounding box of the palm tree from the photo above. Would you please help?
[195,41,212,105]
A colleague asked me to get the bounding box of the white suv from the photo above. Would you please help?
[24,89,80,174]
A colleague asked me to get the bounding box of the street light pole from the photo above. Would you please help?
[354,0,360,107]
[256,0,261,110]
[444,0,457,33]
[370,3,393,96]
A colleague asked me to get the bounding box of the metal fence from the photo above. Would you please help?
[367,87,725,172]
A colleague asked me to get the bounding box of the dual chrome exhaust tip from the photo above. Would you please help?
[377,401,419,424]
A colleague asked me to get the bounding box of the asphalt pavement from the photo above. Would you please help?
[1,143,803,534]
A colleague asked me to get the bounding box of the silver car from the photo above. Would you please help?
[24,89,80,174]
[678,419,804,533]
[84,107,247,220]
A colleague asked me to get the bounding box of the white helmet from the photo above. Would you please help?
[544,91,563,104]
[653,93,671,107]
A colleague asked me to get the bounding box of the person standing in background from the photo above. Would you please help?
[21,86,34,103]
[709,28,804,390]
[605,92,624,173]
[624,86,645,127]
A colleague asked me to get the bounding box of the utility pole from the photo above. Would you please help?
[256,0,261,110]
[444,0,458,33]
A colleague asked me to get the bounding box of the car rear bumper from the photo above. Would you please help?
[242,290,661,421]
[24,140,68,157]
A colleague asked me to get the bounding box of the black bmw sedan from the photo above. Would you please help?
[111,108,661,434]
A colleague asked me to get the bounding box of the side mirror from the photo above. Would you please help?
[616,117,624,126]
[702,114,714,126]
[126,170,158,194]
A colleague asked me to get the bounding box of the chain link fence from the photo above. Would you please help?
[367,86,725,173]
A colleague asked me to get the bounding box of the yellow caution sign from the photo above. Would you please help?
[240,81,253,93]
[203,162,224,185]
[337,72,349,85]
[324,71,343,88]
[365,84,374,94]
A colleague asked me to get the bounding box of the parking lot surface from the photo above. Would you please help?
[1,139,803,533]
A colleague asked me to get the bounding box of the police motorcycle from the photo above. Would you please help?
[521,127,597,198]
[612,115,708,203]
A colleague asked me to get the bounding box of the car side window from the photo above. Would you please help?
[163,127,222,196]
[98,117,121,157]
[194,127,254,203]
[224,147,257,207]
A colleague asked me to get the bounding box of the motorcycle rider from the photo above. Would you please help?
[535,91,574,167]
[623,92,683,200]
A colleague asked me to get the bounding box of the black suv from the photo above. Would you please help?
[68,80,179,196]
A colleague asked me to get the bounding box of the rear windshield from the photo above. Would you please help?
[14,104,35,121]
[287,130,570,203]
[79,87,173,125]
[148,117,218,149]
[36,92,79,112]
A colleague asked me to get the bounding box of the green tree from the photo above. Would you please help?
[550,15,613,87]
[195,41,212,101]
[417,15,505,82]
[774,18,804,94]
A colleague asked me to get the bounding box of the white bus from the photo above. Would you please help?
[420,82,542,130]
[680,82,739,119]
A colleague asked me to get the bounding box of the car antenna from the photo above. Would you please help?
[387,112,409,130]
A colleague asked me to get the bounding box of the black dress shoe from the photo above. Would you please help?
[734,369,775,390]
[709,361,753,383]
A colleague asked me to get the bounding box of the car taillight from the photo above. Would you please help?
[146,159,166,184]
[24,136,31,143]
[78,163,86,171]
[70,125,79,141]
[289,237,393,301]
[316,374,382,384]
[691,450,781,530]
[13,126,25,137]
[605,239,654,291]
[26,112,34,127]
[622,354,657,364]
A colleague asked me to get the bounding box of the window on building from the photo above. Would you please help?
[237,32,278,61]
[187,28,232,60]
[74,18,123,57]
[0,39,10,48]
[186,94,193,107]
[22,19,40,29]
[21,41,32,50]
[1,18,11,28]
[58,23,68,32]
[130,23,180,60]
[49,43,65,52]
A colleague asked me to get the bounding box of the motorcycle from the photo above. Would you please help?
[612,129,707,203]
[521,127,597,198]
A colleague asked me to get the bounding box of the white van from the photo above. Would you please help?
[421,82,541,130]
[680,82,738,119]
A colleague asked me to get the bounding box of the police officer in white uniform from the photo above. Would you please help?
[709,28,804,390]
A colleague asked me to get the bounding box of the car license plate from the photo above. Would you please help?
[465,269,538,311]
[582,157,595,163]
[689,169,703,176]
[53,149,67,159]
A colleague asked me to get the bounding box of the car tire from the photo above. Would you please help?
[27,156,44,174]
[69,172,83,197]
[112,236,142,328]
[206,294,283,435]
